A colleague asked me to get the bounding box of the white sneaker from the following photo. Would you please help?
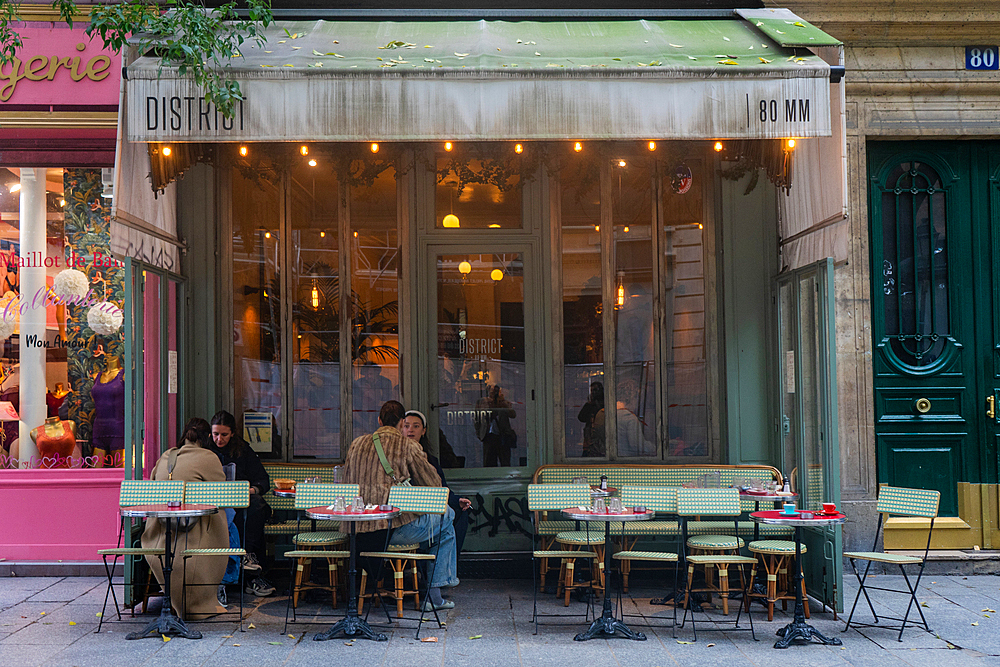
[420,599,455,612]
[241,554,262,572]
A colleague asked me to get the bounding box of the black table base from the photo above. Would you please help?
[126,517,201,641]
[314,522,388,642]
[772,526,841,649]
[574,521,646,642]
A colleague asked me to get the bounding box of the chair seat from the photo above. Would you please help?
[748,540,807,555]
[360,551,436,561]
[98,548,164,556]
[613,550,678,562]
[533,550,599,558]
[285,550,349,559]
[688,520,793,537]
[536,520,577,535]
[266,519,341,535]
[389,544,419,552]
[687,554,757,565]
[845,551,923,564]
[687,534,745,550]
[181,548,246,556]
[607,521,680,536]
[555,531,606,546]
[292,531,348,545]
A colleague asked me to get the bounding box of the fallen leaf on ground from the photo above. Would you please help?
[222,635,233,638]
[344,642,354,646]
[39,612,46,615]
[921,602,929,608]
[232,643,241,646]
[288,634,295,639]
[469,635,482,639]
[268,642,282,645]
[677,640,694,644]
[248,622,256,629]
[68,622,76,626]
[706,643,715,647]
[421,636,439,642]
[95,613,102,618]
[972,622,979,626]
[162,635,171,642]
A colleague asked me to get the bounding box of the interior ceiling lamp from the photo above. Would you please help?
[458,260,472,278]
[490,268,504,282]
[785,138,797,150]
[647,141,656,151]
[514,143,524,154]
[443,214,460,228]
[161,146,172,157]
[370,142,379,153]
[617,159,627,168]
[444,141,454,152]
[713,141,724,152]
[488,223,501,228]
[308,159,317,167]
[615,270,626,309]
[574,141,583,152]
[300,145,309,156]
[239,145,249,156]
[311,278,320,309]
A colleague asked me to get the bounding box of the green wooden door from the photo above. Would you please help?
[869,141,991,517]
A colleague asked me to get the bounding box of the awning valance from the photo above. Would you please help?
[125,16,840,142]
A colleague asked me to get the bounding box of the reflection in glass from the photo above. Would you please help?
[435,157,522,229]
[560,163,604,458]
[289,159,340,458]
[232,161,282,455]
[351,169,399,439]
[613,162,656,457]
[436,254,526,468]
[799,274,823,511]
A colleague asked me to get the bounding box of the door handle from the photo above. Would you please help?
[430,402,450,411]
[988,395,995,421]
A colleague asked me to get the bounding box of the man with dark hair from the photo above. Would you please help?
[343,400,460,611]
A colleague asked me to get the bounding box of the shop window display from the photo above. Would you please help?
[0,168,125,469]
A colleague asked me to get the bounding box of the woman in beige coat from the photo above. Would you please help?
[142,418,228,619]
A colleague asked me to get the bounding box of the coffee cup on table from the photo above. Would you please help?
[782,503,797,515]
[822,502,837,514]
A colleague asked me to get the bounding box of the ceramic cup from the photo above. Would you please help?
[822,502,837,514]
[782,503,797,515]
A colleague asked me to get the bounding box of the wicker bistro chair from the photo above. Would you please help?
[612,486,680,633]
[746,540,810,622]
[97,480,185,633]
[285,483,358,614]
[179,481,250,630]
[843,486,941,641]
[527,484,600,632]
[677,487,757,642]
[359,485,450,639]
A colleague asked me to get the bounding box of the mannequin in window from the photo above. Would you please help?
[46,382,69,418]
[91,356,125,468]
[30,416,79,468]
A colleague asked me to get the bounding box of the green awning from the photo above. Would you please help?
[126,16,839,142]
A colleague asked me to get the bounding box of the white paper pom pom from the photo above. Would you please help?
[87,301,123,336]
[52,269,90,302]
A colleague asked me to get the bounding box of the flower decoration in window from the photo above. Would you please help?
[52,269,90,302]
[87,301,124,336]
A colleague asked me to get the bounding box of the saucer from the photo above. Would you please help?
[813,510,840,516]
[781,511,799,517]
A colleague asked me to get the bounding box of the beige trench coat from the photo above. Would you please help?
[141,441,228,619]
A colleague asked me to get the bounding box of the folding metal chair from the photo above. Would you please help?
[179,480,250,631]
[96,480,184,632]
[359,485,450,639]
[843,485,940,641]
[527,483,599,633]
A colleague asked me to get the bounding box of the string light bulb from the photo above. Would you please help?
[514,143,524,154]
[311,281,320,309]
[618,159,627,168]
[491,269,504,282]
[458,260,472,276]
[647,141,656,151]
[442,214,460,228]
[308,159,317,167]
[370,142,379,153]
[444,141,453,152]
[713,141,724,152]
[574,141,583,153]
[299,145,309,156]
[161,146,172,157]
[239,145,248,156]
[264,231,271,239]
[320,230,326,238]
[785,138,796,150]
[624,226,630,233]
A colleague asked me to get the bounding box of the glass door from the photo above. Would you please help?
[425,247,536,472]
[777,257,842,612]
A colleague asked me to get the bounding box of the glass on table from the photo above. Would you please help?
[333,496,347,512]
[572,476,588,484]
[592,498,606,514]
[352,496,365,513]
[608,498,623,514]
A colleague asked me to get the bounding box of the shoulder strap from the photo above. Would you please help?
[371,432,398,484]
[167,447,180,480]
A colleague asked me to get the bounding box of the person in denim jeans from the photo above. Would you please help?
[343,400,459,611]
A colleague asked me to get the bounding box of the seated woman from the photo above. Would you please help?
[141,418,228,619]
[402,410,472,555]
[210,410,274,598]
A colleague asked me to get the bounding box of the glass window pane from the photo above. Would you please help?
[289,160,340,458]
[436,253,526,468]
[662,160,709,457]
[613,161,656,458]
[560,161,605,458]
[232,162,282,456]
[435,157,522,229]
[351,168,399,440]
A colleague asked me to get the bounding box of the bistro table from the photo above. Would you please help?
[120,503,219,641]
[739,490,798,541]
[751,510,847,649]
[561,507,652,641]
[305,505,400,642]
[273,488,296,498]
[590,485,618,498]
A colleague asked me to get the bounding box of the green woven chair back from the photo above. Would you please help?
[619,486,677,513]
[677,487,741,517]
[184,481,250,509]
[387,486,449,514]
[119,480,184,507]
[876,486,940,519]
[294,483,361,509]
[527,484,592,511]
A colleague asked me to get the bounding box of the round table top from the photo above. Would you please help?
[561,508,654,522]
[273,488,296,498]
[751,510,846,527]
[590,485,617,498]
[306,506,400,522]
[121,504,219,519]
[739,490,799,502]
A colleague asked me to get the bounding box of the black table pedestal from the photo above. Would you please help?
[574,521,646,642]
[315,523,387,642]
[773,526,841,649]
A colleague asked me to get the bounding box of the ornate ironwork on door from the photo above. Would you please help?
[877,161,949,369]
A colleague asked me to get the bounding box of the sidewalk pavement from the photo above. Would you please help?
[2,572,1000,666]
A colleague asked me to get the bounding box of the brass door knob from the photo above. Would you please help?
[989,395,996,420]
[914,398,931,414]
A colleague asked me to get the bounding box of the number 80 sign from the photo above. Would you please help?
[966,46,998,70]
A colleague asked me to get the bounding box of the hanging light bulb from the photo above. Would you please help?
[615,270,626,309]
[624,226,630,233]
[264,231,271,239]
[320,230,326,238]
[574,141,583,153]
[444,141,454,152]
[161,146,172,157]
[647,141,656,151]
[370,142,380,153]
[300,145,309,156]
[491,268,504,282]
[514,143,524,154]
[785,138,797,150]
[714,141,724,152]
[239,145,248,156]
[308,158,317,167]
[442,214,460,228]
[311,280,320,309]
[458,260,472,277]
[9,183,20,193]
[618,159,627,168]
